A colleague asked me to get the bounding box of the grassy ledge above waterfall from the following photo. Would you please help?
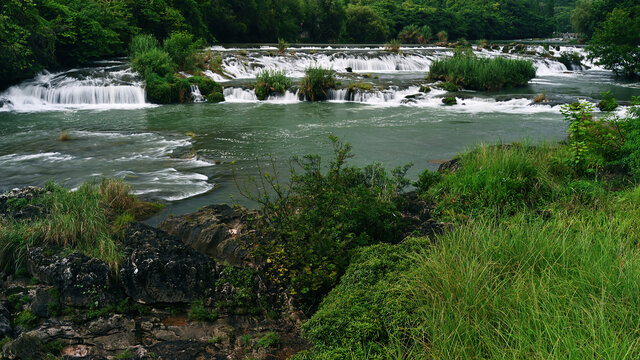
[130,33,224,104]
[294,99,640,359]
[428,47,536,91]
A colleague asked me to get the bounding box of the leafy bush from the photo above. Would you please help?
[419,85,431,93]
[257,332,280,348]
[384,39,401,53]
[255,70,291,100]
[398,24,432,44]
[560,102,595,171]
[277,38,289,54]
[436,30,448,42]
[15,309,38,329]
[620,97,640,176]
[597,90,618,112]
[442,96,457,105]
[299,67,336,102]
[188,300,218,321]
[132,48,175,79]
[188,76,224,101]
[428,52,536,91]
[586,7,640,77]
[558,51,583,70]
[239,136,410,313]
[163,31,198,70]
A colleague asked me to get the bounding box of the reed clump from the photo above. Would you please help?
[428,50,536,91]
[255,70,292,100]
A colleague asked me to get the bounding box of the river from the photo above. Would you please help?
[1,44,639,223]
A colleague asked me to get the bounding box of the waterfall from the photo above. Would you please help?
[0,66,149,112]
[190,85,205,102]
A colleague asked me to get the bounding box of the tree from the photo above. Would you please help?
[342,5,389,43]
[587,7,640,77]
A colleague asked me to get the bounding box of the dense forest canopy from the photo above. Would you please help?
[0,0,637,89]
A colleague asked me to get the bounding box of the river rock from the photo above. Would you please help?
[119,223,221,304]
[0,186,46,220]
[27,249,122,307]
[0,304,11,338]
[158,204,255,266]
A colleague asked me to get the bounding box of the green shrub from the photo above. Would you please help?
[419,85,431,93]
[384,39,401,53]
[163,32,198,70]
[207,92,225,103]
[145,73,174,104]
[15,309,38,329]
[188,300,218,322]
[129,34,160,57]
[239,136,410,313]
[131,48,175,79]
[436,30,448,42]
[428,52,536,91]
[255,70,291,100]
[441,82,458,92]
[442,96,457,105]
[557,51,583,70]
[277,38,289,54]
[598,90,618,112]
[257,332,280,348]
[620,97,640,176]
[299,67,336,102]
[560,102,595,172]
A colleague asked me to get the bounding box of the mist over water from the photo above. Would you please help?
[1,44,639,221]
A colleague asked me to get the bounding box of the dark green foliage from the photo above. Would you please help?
[558,51,584,70]
[132,48,176,79]
[442,96,457,105]
[163,32,199,70]
[277,38,289,54]
[560,102,595,171]
[429,52,536,91]
[87,298,151,319]
[188,76,223,100]
[240,136,410,313]
[15,309,38,329]
[342,5,389,43]
[398,24,432,44]
[188,300,218,322]
[620,97,640,176]
[255,70,292,100]
[257,332,280,348]
[299,67,336,102]
[441,82,459,92]
[587,6,640,77]
[419,85,431,93]
[207,92,225,103]
[415,169,441,193]
[598,91,618,112]
[216,266,259,311]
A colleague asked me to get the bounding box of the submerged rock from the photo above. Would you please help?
[119,222,222,304]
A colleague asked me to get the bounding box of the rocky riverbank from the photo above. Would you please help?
[0,189,309,359]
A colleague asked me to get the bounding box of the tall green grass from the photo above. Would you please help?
[255,69,291,100]
[0,179,154,272]
[299,67,336,101]
[297,141,640,359]
[299,186,640,359]
[428,52,536,91]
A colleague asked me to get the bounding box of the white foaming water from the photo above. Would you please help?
[0,66,151,112]
[190,84,205,102]
[221,85,561,114]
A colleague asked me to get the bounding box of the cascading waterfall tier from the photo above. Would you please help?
[0,64,149,112]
